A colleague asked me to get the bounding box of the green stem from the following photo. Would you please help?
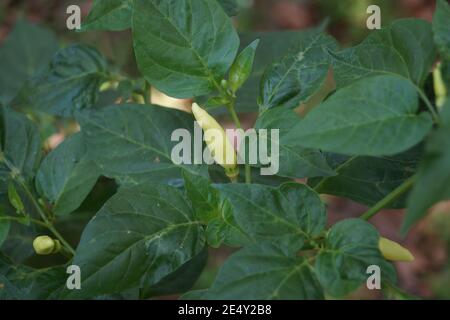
[360,175,417,220]
[417,87,440,124]
[226,100,252,184]
[18,180,76,256]
[0,216,47,228]
[1,155,76,256]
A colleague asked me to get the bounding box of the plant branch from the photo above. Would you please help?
[360,175,417,220]
[416,87,440,124]
[0,215,47,228]
[226,99,252,184]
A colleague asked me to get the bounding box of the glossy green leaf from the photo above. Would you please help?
[14,45,108,117]
[287,75,432,156]
[132,0,239,98]
[36,133,100,216]
[207,243,324,299]
[255,108,335,178]
[315,219,394,297]
[0,106,41,183]
[215,182,327,249]
[81,0,133,31]
[77,104,202,187]
[229,40,259,93]
[309,145,422,208]
[433,0,450,59]
[64,184,205,299]
[403,125,450,234]
[259,28,338,110]
[0,20,58,105]
[331,19,436,88]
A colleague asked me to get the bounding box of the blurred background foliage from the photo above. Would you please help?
[0,0,448,299]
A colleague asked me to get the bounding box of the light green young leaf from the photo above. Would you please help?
[207,243,324,300]
[403,125,450,234]
[132,0,239,98]
[315,219,396,297]
[331,18,436,88]
[229,40,260,93]
[0,20,58,105]
[215,182,327,249]
[64,184,205,299]
[287,75,432,156]
[259,28,338,110]
[36,133,100,216]
[14,44,108,117]
[81,0,133,31]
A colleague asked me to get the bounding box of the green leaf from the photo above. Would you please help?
[331,18,436,88]
[14,44,108,117]
[64,183,205,299]
[7,182,25,214]
[0,218,10,247]
[235,30,321,113]
[215,182,327,249]
[182,170,220,223]
[180,289,208,300]
[132,0,239,98]
[0,254,66,299]
[0,106,41,182]
[0,20,58,105]
[205,199,251,248]
[35,133,100,216]
[218,0,239,16]
[259,28,338,110]
[255,108,335,178]
[433,0,450,59]
[309,145,422,208]
[287,75,432,156]
[315,219,394,297]
[78,104,203,187]
[81,0,133,32]
[141,246,208,298]
[229,40,259,93]
[403,125,450,234]
[206,243,324,299]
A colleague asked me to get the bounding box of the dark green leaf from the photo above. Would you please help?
[235,30,320,113]
[141,246,208,298]
[229,40,259,93]
[287,75,432,156]
[331,19,436,88]
[0,217,10,246]
[14,45,108,117]
[207,243,324,299]
[433,0,450,59]
[81,0,133,32]
[309,145,422,208]
[64,183,205,299]
[315,219,394,297]
[77,104,203,187]
[0,20,58,105]
[215,182,327,249]
[255,108,335,178]
[36,133,100,216]
[218,0,239,16]
[403,125,450,234]
[132,0,239,98]
[0,106,41,182]
[259,28,338,110]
